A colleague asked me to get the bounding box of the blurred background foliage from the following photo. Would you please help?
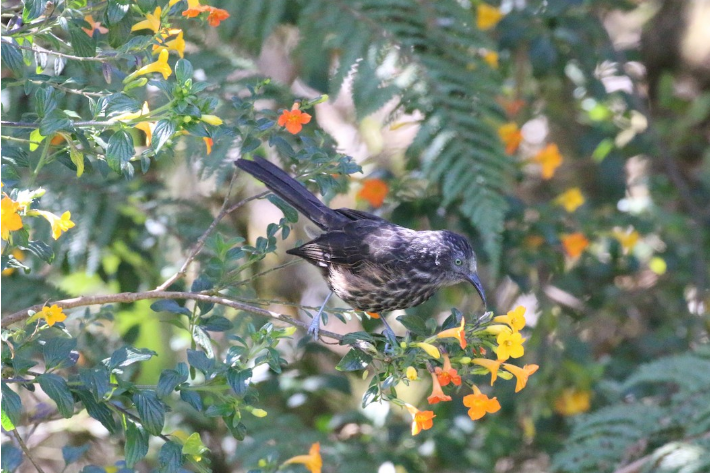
[2,0,710,472]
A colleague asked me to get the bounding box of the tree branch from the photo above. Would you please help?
[0,290,344,341]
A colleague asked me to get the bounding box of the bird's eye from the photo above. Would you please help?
[455,258,463,266]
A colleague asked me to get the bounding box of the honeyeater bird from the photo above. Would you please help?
[235,157,486,340]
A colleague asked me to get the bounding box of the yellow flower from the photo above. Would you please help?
[471,358,502,385]
[283,442,322,473]
[406,366,418,381]
[152,29,185,58]
[415,342,441,359]
[37,210,75,240]
[483,50,499,68]
[114,102,150,123]
[1,196,24,240]
[38,304,67,326]
[201,114,223,126]
[498,122,522,154]
[484,324,512,336]
[463,385,501,420]
[126,48,172,81]
[554,187,585,213]
[561,232,589,259]
[493,305,526,332]
[533,143,563,179]
[554,388,591,416]
[612,228,639,252]
[404,404,435,436]
[436,317,467,349]
[503,363,539,392]
[131,6,162,33]
[477,4,504,30]
[496,330,525,361]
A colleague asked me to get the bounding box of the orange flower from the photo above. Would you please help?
[82,15,108,36]
[503,363,539,392]
[498,122,522,154]
[357,178,388,208]
[435,354,462,387]
[278,104,312,134]
[204,137,213,155]
[206,7,230,27]
[427,371,452,404]
[182,3,230,27]
[554,388,591,416]
[561,232,589,259]
[471,358,502,385]
[533,143,563,179]
[405,404,435,436]
[436,316,467,349]
[365,311,380,319]
[498,97,526,118]
[463,385,501,420]
[283,442,322,473]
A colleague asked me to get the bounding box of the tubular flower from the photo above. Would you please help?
[498,122,522,155]
[201,114,223,126]
[1,196,24,240]
[496,330,525,361]
[435,353,462,387]
[503,363,539,392]
[203,137,213,154]
[554,388,591,416]
[82,15,108,36]
[406,366,418,381]
[471,358,502,385]
[153,29,185,58]
[415,342,441,359]
[38,304,67,326]
[554,187,585,213]
[206,7,230,27]
[127,49,172,81]
[278,104,312,134]
[357,179,388,208]
[131,6,162,33]
[427,371,452,404]
[436,317,467,349]
[613,228,639,252]
[463,385,501,420]
[405,404,435,435]
[477,4,504,30]
[36,210,75,240]
[283,442,322,473]
[485,324,512,336]
[561,232,589,259]
[533,143,563,179]
[182,2,230,27]
[493,305,526,332]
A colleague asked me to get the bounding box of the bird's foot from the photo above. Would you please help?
[307,314,320,340]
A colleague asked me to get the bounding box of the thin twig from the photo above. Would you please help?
[11,429,46,473]
[1,39,114,63]
[0,120,116,128]
[0,290,344,341]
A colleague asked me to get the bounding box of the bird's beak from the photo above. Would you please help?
[467,273,487,307]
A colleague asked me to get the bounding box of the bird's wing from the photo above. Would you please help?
[334,208,388,222]
[287,229,366,267]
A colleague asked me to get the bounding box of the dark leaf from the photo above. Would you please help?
[21,240,54,264]
[151,119,176,152]
[132,390,165,436]
[62,444,90,465]
[241,136,261,154]
[69,25,96,57]
[106,130,134,173]
[1,40,25,77]
[42,337,77,370]
[396,314,429,336]
[226,368,252,397]
[158,441,184,473]
[75,390,117,433]
[174,59,193,85]
[1,443,23,472]
[106,0,130,24]
[23,0,47,21]
[200,315,232,332]
[362,384,379,408]
[179,390,203,411]
[1,383,22,429]
[266,194,299,223]
[39,112,71,136]
[150,299,191,316]
[157,369,187,398]
[79,368,111,401]
[125,422,149,468]
[336,349,372,372]
[191,277,214,313]
[107,346,157,370]
[186,349,214,374]
[37,374,75,418]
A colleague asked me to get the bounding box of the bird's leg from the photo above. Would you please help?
[308,291,333,340]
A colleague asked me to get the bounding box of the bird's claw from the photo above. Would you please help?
[307,315,321,340]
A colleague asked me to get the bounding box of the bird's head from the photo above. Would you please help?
[440,231,487,307]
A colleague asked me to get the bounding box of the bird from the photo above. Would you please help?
[235,157,486,341]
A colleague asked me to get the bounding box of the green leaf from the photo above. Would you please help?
[158,441,184,473]
[226,418,247,440]
[23,0,47,21]
[29,128,45,152]
[150,299,191,316]
[200,315,232,332]
[106,0,130,24]
[132,390,165,436]
[174,59,193,86]
[182,432,209,457]
[396,314,429,336]
[62,444,90,465]
[21,240,54,264]
[361,384,379,408]
[107,346,157,370]
[42,337,77,370]
[152,119,177,152]
[1,443,23,472]
[157,369,187,398]
[192,326,214,358]
[79,368,111,401]
[186,349,214,374]
[180,390,203,411]
[69,146,85,177]
[266,195,299,223]
[75,390,117,434]
[226,368,252,397]
[106,130,134,173]
[69,24,96,57]
[336,349,372,372]
[241,136,261,154]
[1,382,22,430]
[39,112,71,136]
[37,374,74,418]
[1,40,25,77]
[125,422,149,468]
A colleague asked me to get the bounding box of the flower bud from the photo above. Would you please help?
[406,366,418,381]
